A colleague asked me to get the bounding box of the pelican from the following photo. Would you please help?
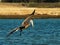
[7,10,35,37]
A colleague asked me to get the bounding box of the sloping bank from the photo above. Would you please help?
[0,7,60,19]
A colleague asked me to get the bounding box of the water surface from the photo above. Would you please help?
[0,19,60,45]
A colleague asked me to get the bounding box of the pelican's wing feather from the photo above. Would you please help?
[30,20,34,27]
[7,27,19,37]
[25,9,35,16]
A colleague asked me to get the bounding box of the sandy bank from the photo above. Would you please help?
[0,3,60,18]
[0,7,60,15]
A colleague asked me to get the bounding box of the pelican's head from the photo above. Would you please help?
[30,19,34,27]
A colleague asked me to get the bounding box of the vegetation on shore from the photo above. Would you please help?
[0,2,60,8]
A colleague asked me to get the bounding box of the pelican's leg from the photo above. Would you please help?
[20,29,22,36]
[19,26,25,36]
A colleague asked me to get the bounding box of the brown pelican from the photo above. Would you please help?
[7,10,35,37]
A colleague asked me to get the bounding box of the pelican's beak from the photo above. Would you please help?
[30,19,34,27]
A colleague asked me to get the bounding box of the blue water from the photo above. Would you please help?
[0,19,60,45]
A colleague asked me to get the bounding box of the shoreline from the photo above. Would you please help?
[0,14,60,19]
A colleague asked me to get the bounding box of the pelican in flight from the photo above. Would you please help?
[7,10,35,37]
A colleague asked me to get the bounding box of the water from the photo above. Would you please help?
[0,19,60,45]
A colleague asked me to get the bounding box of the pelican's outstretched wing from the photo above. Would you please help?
[21,10,35,26]
[7,27,19,37]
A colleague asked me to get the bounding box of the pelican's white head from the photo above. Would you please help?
[30,19,34,27]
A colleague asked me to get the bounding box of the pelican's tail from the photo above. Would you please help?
[7,27,19,37]
[31,9,35,15]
